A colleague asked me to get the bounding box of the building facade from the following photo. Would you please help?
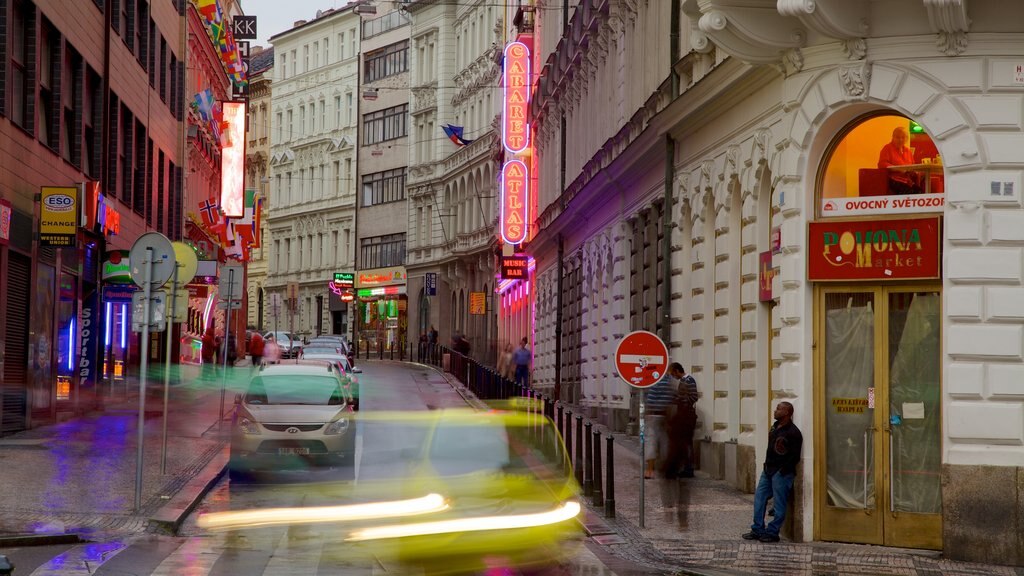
[404,1,501,364]
[525,0,1024,563]
[354,6,411,355]
[0,0,185,432]
[244,45,274,331]
[267,7,360,339]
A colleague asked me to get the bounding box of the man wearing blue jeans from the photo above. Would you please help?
[512,337,532,388]
[743,401,803,543]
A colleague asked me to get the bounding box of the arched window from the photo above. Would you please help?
[819,114,944,218]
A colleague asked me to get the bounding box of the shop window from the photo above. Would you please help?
[819,114,944,218]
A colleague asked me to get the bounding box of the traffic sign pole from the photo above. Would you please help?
[135,247,153,512]
[614,330,670,530]
[160,263,178,475]
[218,269,237,434]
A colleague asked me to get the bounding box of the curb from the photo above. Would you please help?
[0,533,82,547]
[147,444,230,535]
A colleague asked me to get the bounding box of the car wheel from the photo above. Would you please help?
[341,431,357,461]
[228,465,252,483]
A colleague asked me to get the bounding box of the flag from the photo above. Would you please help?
[194,89,215,123]
[442,124,473,147]
[233,190,257,246]
[198,198,221,228]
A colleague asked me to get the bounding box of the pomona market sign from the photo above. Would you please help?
[821,193,944,217]
[808,216,941,281]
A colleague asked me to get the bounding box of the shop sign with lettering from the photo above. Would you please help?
[355,266,408,288]
[469,292,487,315]
[102,251,132,284]
[0,199,11,245]
[808,217,941,281]
[500,160,529,245]
[501,255,529,280]
[821,193,945,217]
[758,251,775,302]
[333,272,355,288]
[502,41,530,154]
[82,182,122,236]
[40,186,79,247]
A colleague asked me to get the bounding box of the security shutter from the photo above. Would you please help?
[2,252,30,435]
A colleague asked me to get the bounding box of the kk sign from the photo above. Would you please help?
[501,41,530,154]
[808,217,941,281]
[500,160,529,245]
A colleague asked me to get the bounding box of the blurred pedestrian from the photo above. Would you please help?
[497,342,514,380]
[743,401,803,543]
[201,328,217,380]
[512,337,532,388]
[264,334,281,364]
[249,329,265,368]
[644,364,680,479]
[663,363,699,479]
[428,325,438,345]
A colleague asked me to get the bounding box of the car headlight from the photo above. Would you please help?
[324,418,349,435]
[238,417,261,435]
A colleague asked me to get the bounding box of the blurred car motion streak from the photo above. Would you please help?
[203,409,581,574]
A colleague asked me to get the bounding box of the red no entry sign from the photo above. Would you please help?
[614,330,669,388]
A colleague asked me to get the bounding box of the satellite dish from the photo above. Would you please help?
[129,232,176,288]
[171,241,200,286]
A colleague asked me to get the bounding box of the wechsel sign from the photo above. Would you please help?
[500,160,529,245]
[808,216,941,281]
[40,186,79,246]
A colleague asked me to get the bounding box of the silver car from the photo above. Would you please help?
[229,364,355,480]
[301,352,361,410]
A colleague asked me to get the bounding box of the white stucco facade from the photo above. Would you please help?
[266,8,360,338]
[526,0,1024,559]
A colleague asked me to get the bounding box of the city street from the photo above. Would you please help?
[0,361,637,576]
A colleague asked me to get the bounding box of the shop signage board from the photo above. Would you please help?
[333,272,355,288]
[821,193,945,217]
[103,285,137,301]
[614,330,669,389]
[501,41,530,154]
[81,181,121,236]
[770,227,781,254]
[220,102,246,217]
[232,15,257,39]
[501,255,529,280]
[425,273,437,296]
[759,251,776,302]
[808,216,941,281]
[40,186,79,246]
[500,160,529,245]
[102,251,132,283]
[78,287,100,387]
[356,266,407,288]
[469,292,487,315]
[0,198,12,245]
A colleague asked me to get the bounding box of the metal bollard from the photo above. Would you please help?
[592,428,604,507]
[574,416,584,487]
[379,341,384,360]
[557,405,564,438]
[583,421,594,498]
[390,345,394,361]
[564,411,573,477]
[605,435,616,518]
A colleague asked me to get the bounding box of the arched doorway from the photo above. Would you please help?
[812,112,943,550]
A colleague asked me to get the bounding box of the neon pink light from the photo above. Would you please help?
[501,41,531,154]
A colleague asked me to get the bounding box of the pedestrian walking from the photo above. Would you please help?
[743,401,803,543]
[264,334,281,365]
[201,328,217,381]
[512,338,531,388]
[664,363,699,479]
[249,329,265,368]
[644,364,681,479]
[497,342,514,380]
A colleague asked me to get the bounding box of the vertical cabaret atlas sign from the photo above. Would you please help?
[502,41,530,153]
[500,40,531,245]
[220,101,246,218]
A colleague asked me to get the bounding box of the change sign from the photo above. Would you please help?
[40,186,79,247]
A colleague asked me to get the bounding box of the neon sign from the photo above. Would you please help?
[502,41,530,154]
[500,160,529,245]
[220,101,246,217]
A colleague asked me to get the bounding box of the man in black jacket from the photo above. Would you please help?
[743,401,802,543]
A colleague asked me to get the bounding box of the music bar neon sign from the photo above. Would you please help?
[500,160,529,245]
[502,41,530,154]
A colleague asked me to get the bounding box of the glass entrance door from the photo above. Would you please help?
[816,285,942,549]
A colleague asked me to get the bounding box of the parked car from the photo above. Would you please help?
[264,331,302,358]
[229,363,355,480]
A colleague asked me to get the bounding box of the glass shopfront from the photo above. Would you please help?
[813,113,943,550]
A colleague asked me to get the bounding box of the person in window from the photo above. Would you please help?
[878,126,922,194]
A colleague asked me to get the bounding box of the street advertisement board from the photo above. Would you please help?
[220,101,246,217]
[40,186,79,246]
[0,198,12,245]
[808,216,941,281]
[425,272,437,296]
[469,292,487,315]
[500,255,529,279]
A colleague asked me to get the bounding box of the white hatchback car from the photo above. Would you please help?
[229,364,355,480]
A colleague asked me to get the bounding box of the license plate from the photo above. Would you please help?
[278,447,310,455]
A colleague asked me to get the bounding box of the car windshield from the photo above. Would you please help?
[427,420,569,479]
[303,347,340,355]
[244,375,345,405]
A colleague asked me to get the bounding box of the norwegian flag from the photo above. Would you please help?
[198,198,221,228]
